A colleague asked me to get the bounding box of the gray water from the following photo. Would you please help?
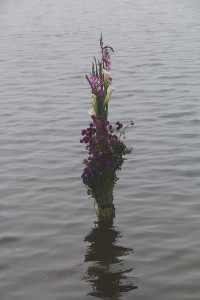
[0,0,200,299]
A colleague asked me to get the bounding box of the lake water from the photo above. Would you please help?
[0,0,200,299]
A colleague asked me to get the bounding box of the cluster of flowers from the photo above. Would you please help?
[80,115,134,198]
[81,34,134,211]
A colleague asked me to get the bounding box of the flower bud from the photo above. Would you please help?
[103,69,111,89]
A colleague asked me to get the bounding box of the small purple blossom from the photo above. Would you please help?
[82,129,86,135]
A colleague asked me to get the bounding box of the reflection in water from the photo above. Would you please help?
[84,220,138,299]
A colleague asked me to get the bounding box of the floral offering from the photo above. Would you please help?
[80,34,134,220]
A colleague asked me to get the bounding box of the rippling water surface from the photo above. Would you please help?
[1,0,200,299]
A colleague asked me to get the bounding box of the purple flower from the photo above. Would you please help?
[116,123,123,130]
[98,128,104,134]
[81,129,86,135]
[110,138,115,144]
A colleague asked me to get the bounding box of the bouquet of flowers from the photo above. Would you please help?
[80,34,134,220]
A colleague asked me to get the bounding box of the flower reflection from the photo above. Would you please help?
[84,220,138,299]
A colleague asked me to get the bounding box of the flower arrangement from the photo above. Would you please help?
[80,34,134,220]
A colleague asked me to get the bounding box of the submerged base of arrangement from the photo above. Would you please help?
[93,184,115,220]
[97,203,115,220]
